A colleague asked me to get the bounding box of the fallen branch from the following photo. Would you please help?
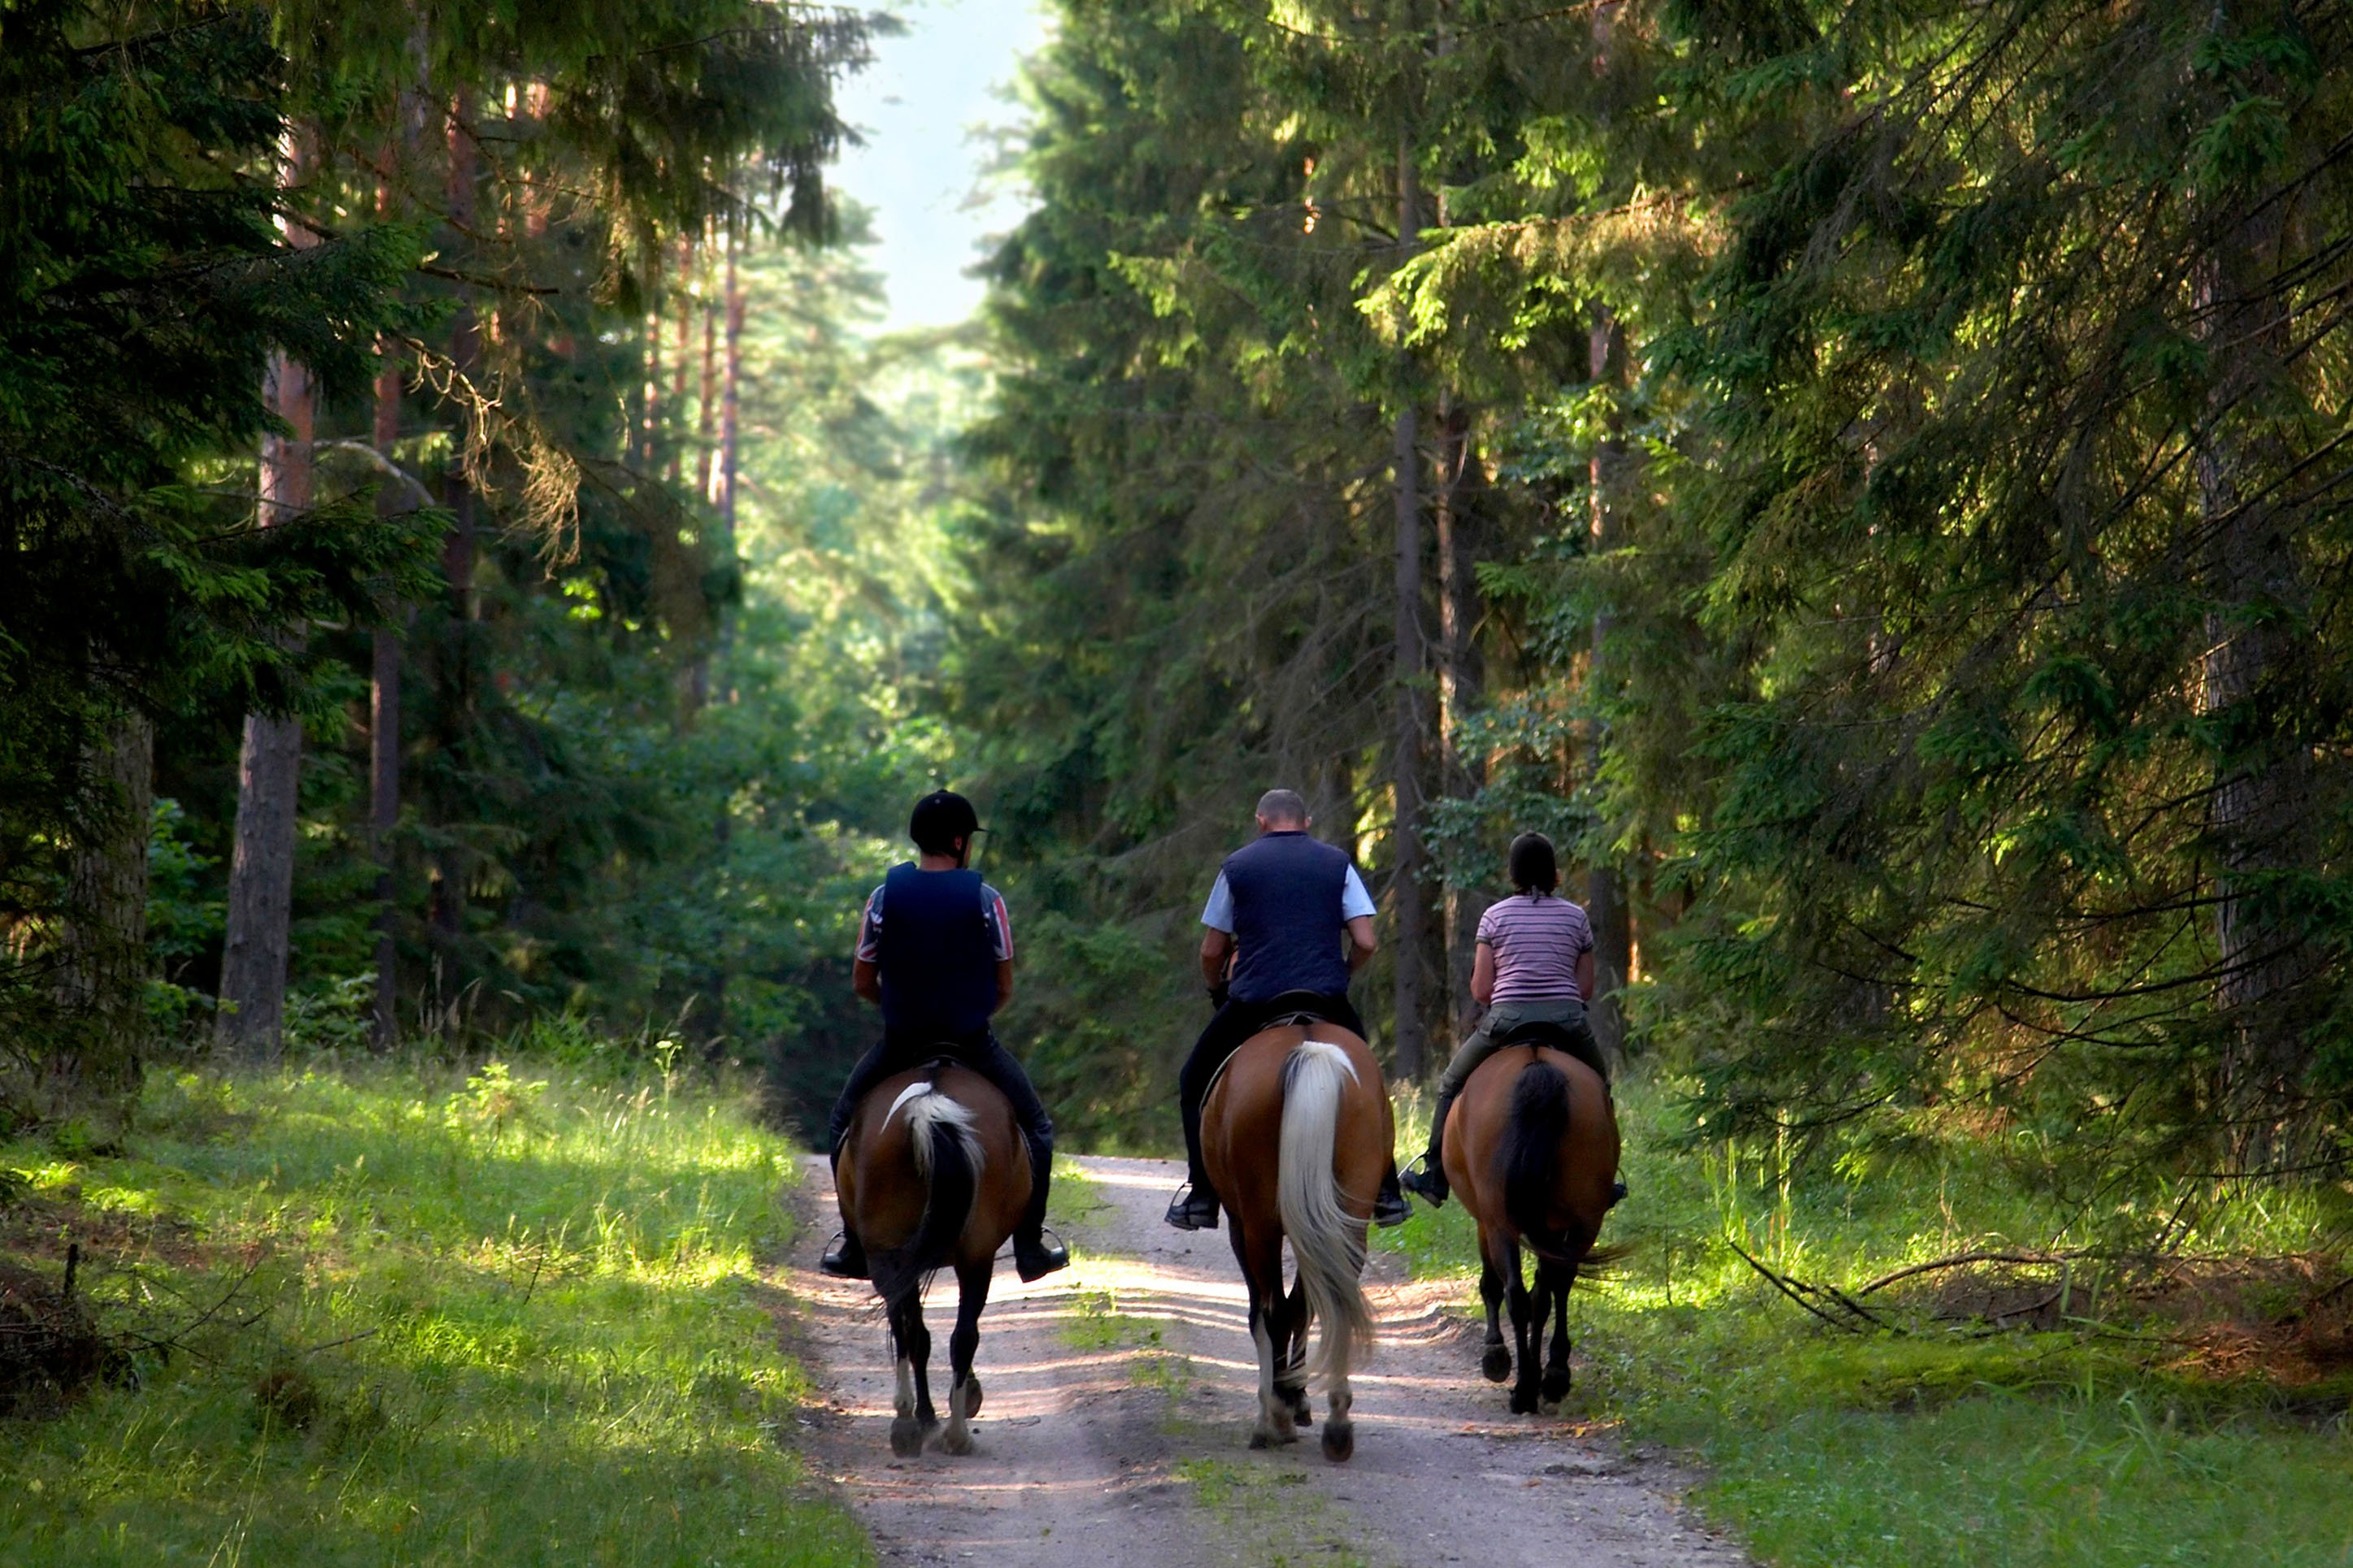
[1859,1249,2085,1296]
[1726,1239,1907,1335]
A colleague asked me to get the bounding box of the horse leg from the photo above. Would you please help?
[1235,1223,1296,1449]
[1477,1226,1512,1383]
[1279,1272,1312,1428]
[1319,1267,1356,1465]
[887,1293,930,1457]
[940,1258,990,1455]
[1505,1240,1542,1415]
[1538,1259,1576,1413]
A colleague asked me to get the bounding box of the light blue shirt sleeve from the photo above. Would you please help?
[1201,871,1235,932]
[1341,865,1376,920]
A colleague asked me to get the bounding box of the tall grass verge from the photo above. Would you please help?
[0,1056,868,1566]
[1380,1071,2353,1568]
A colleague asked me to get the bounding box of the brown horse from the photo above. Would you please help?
[1202,1019,1391,1461]
[1442,1040,1620,1414]
[835,1059,1031,1457]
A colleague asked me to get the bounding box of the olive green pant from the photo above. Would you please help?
[1433,997,1603,1101]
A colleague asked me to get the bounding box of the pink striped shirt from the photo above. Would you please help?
[1478,893,1593,1002]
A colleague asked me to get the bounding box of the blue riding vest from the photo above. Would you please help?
[876,863,998,1042]
[1221,831,1355,1003]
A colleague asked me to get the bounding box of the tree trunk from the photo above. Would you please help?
[697,231,720,502]
[54,715,154,1097]
[1390,133,1429,1082]
[1584,307,1633,1064]
[218,269,317,1061]
[1434,392,1485,1049]
[371,342,403,1050]
[720,235,744,541]
[2196,212,2316,1165]
[431,93,481,966]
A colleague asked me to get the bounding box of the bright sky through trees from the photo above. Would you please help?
[833,0,1045,331]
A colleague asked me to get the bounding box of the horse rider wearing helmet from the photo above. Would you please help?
[1399,830,1622,1207]
[1164,788,1415,1232]
[820,790,1071,1283]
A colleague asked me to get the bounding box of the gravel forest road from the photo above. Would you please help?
[781,1153,1751,1568]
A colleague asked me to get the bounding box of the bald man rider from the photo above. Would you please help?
[1163,788,1414,1231]
[820,790,1069,1284]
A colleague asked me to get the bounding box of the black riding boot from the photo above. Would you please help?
[1398,1088,1459,1206]
[820,1149,870,1279]
[1014,1136,1069,1281]
[1165,1098,1220,1231]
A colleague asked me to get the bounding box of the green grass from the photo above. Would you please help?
[0,1059,868,1568]
[1377,1074,2353,1568]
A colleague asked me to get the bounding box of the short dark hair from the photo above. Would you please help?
[1507,832,1559,893]
[910,790,981,856]
[1255,788,1308,827]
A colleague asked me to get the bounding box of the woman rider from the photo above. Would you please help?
[1399,832,1609,1206]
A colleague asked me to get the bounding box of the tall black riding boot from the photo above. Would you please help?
[1165,1099,1220,1231]
[820,1150,869,1279]
[1015,1137,1069,1281]
[1398,1088,1459,1205]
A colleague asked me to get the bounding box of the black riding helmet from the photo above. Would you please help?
[909,789,982,857]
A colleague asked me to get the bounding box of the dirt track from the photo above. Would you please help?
[782,1153,1749,1568]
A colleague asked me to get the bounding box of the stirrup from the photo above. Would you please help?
[819,1230,868,1280]
[1163,1183,1220,1231]
[1398,1156,1448,1206]
[1015,1227,1070,1283]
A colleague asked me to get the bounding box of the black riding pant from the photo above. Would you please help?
[1178,993,1365,1190]
[828,1028,1055,1236]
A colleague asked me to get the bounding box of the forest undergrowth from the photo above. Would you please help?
[0,1055,866,1567]
[1379,1078,2353,1568]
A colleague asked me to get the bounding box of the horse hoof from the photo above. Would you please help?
[939,1424,974,1457]
[1320,1422,1355,1463]
[1542,1373,1572,1405]
[1508,1388,1540,1416]
[964,1377,984,1419]
[889,1417,925,1457]
[1481,1347,1513,1383]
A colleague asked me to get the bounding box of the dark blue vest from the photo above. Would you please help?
[1222,832,1355,1002]
[876,863,998,1042]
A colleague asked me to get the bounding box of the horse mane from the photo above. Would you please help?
[868,1073,985,1306]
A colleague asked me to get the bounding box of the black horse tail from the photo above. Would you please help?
[1498,1060,1580,1267]
[868,1086,983,1308]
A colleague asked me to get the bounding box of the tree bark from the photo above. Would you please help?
[218,146,318,1060]
[720,235,744,541]
[371,342,403,1050]
[1584,306,1633,1063]
[1434,392,1485,1049]
[431,93,481,962]
[2196,210,2316,1164]
[1390,133,1429,1082]
[697,230,720,502]
[54,715,154,1097]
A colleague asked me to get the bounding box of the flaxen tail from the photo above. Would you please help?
[867,1083,984,1307]
[1277,1040,1377,1389]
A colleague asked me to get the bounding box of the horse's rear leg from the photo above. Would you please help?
[1537,1259,1576,1413]
[887,1292,937,1457]
[1234,1223,1296,1449]
[1477,1227,1512,1383]
[940,1259,992,1456]
[1504,1240,1543,1415]
[1279,1273,1312,1428]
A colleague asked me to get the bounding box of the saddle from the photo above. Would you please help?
[1258,989,1350,1030]
[1491,1016,1613,1088]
